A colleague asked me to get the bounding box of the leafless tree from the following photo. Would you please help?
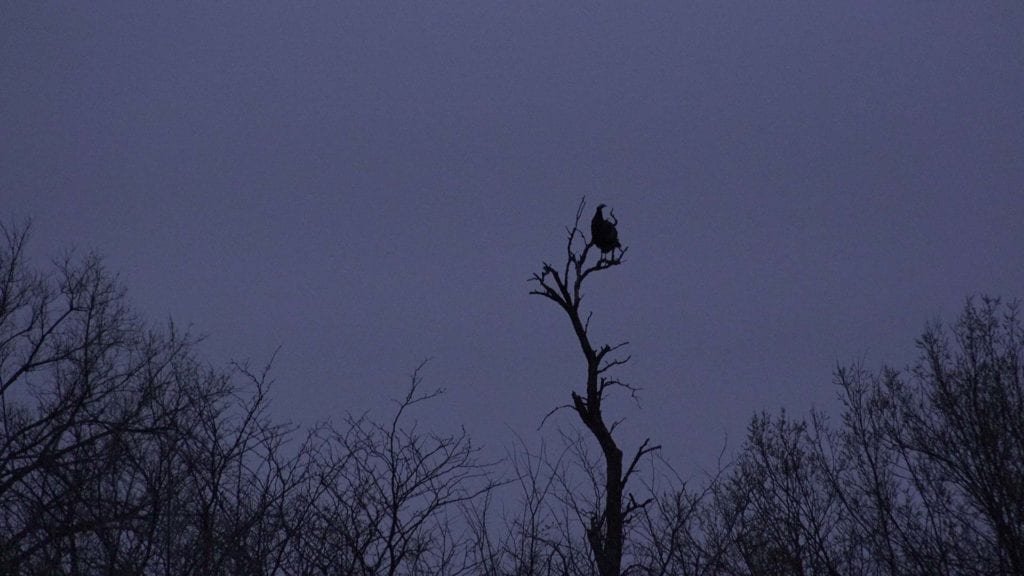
[712,412,849,576]
[626,454,729,576]
[0,221,319,576]
[529,199,659,576]
[829,297,1024,576]
[0,220,199,573]
[287,361,497,576]
[699,297,1024,576]
[143,356,317,576]
[8,212,1020,576]
[464,435,590,576]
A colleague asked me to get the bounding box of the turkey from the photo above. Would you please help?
[590,204,621,257]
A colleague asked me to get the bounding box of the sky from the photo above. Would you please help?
[2,1,1023,475]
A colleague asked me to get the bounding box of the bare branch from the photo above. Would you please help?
[538,403,576,431]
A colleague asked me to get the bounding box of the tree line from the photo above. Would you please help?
[1,217,1020,575]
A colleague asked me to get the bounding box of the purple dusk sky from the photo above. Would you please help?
[3,2,1022,472]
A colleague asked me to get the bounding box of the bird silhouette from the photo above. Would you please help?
[590,204,621,257]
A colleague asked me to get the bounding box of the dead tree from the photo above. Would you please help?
[530,199,659,576]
